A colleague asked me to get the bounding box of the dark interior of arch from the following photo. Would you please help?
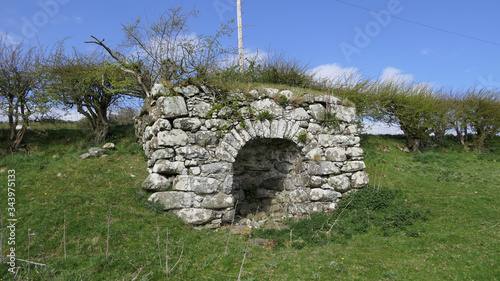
[232,138,304,217]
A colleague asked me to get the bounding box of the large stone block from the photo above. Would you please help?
[309,104,326,121]
[201,193,235,209]
[174,208,214,225]
[173,85,199,98]
[330,105,356,123]
[351,171,369,188]
[151,118,172,134]
[290,108,310,121]
[193,101,212,117]
[200,163,233,176]
[250,99,284,118]
[195,131,220,146]
[327,174,351,192]
[309,161,341,175]
[325,147,347,162]
[152,160,186,175]
[157,129,189,147]
[151,83,170,99]
[346,147,364,159]
[158,96,188,118]
[175,145,209,160]
[173,118,202,132]
[148,191,194,210]
[142,173,171,191]
[341,161,366,172]
[173,175,220,194]
[148,148,175,167]
[309,188,341,201]
[270,120,287,138]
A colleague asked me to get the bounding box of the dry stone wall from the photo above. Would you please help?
[136,84,369,228]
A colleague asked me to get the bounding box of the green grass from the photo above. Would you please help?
[0,127,499,280]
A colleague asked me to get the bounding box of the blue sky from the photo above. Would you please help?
[1,0,499,91]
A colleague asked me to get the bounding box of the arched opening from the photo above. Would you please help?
[232,138,305,218]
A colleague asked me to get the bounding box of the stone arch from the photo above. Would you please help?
[139,84,370,228]
[232,137,304,218]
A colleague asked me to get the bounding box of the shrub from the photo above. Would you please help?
[202,49,317,89]
[277,94,288,107]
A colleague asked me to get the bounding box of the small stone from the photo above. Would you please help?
[79,153,91,160]
[102,143,115,150]
[174,85,199,98]
[351,171,369,188]
[88,147,106,157]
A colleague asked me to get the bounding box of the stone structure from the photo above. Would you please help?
[136,84,369,228]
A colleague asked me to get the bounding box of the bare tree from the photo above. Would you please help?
[86,6,235,103]
[0,35,50,151]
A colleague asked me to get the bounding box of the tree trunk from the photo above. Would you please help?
[434,132,444,144]
[7,95,16,140]
[10,125,26,152]
[93,119,110,143]
[406,136,421,152]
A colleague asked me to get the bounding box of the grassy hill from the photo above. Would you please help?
[0,125,498,280]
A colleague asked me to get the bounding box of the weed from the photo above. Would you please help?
[288,95,306,106]
[256,110,274,121]
[323,111,339,129]
[297,132,308,144]
[276,94,288,107]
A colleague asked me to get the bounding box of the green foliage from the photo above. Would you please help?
[369,81,438,151]
[277,94,288,107]
[256,110,274,121]
[46,46,137,143]
[0,125,498,280]
[297,131,308,144]
[323,111,339,129]
[0,36,51,151]
[203,49,317,90]
[254,186,429,248]
[145,200,166,214]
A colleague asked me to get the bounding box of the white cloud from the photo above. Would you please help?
[420,48,431,55]
[363,120,403,135]
[380,67,415,83]
[309,63,360,86]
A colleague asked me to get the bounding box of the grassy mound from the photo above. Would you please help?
[0,126,498,280]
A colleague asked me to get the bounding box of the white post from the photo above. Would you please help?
[237,0,244,74]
